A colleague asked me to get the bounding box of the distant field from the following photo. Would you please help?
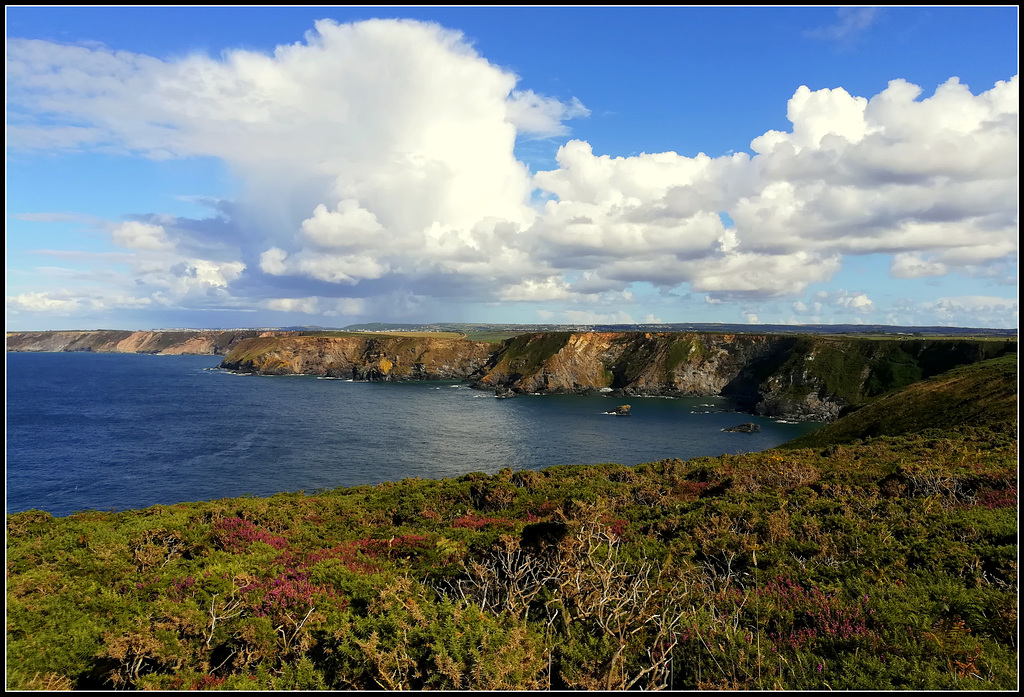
[300,330,466,339]
[460,330,529,343]
[832,333,1017,341]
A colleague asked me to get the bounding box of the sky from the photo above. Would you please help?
[5,6,1019,330]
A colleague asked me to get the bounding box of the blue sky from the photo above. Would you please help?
[6,7,1019,330]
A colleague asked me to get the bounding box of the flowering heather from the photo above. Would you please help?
[213,517,287,552]
[241,569,343,619]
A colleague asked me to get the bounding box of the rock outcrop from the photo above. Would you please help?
[219,335,495,381]
[723,423,760,433]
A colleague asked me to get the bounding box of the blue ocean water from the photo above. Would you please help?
[6,352,823,517]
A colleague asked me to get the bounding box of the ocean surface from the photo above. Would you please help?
[6,352,824,517]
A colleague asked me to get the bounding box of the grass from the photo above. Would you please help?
[489,332,573,375]
[781,355,1018,449]
[460,331,529,344]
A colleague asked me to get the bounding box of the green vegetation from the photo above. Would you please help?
[459,330,528,344]
[782,355,1018,450]
[756,336,1015,407]
[490,332,573,375]
[220,336,288,367]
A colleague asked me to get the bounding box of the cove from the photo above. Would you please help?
[6,352,823,517]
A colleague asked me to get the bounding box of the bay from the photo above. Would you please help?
[5,352,823,517]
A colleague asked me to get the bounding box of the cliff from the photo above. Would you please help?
[5,330,292,355]
[475,331,778,395]
[219,335,495,381]
[219,331,1016,421]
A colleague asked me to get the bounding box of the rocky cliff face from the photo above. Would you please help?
[471,332,1016,421]
[219,335,495,381]
[475,332,781,396]
[5,330,290,355]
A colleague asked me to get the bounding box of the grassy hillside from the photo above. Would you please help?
[780,355,1018,450]
[747,336,1015,406]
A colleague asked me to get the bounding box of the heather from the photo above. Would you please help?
[6,422,1017,690]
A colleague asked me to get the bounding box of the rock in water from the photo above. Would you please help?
[724,422,760,433]
[611,404,631,415]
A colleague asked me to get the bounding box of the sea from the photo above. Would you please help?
[6,352,824,518]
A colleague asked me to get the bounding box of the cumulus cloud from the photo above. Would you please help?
[5,18,1018,326]
[506,91,590,137]
[497,278,573,303]
[6,290,152,314]
[6,292,84,313]
[890,253,948,279]
[563,309,636,324]
[833,290,875,314]
[263,296,367,316]
[110,221,175,251]
[522,75,1015,305]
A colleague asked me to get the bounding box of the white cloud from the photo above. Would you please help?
[833,291,875,314]
[563,309,635,324]
[890,295,1018,328]
[498,278,573,302]
[264,297,319,314]
[324,298,367,317]
[890,253,948,279]
[506,91,590,137]
[792,300,824,317]
[110,221,175,251]
[263,296,367,316]
[6,292,83,313]
[529,75,1016,300]
[6,290,152,314]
